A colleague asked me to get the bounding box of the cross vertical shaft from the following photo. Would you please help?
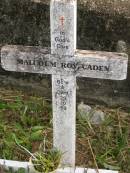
[0,1,128,172]
[51,0,77,167]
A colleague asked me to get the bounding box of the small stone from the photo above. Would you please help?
[116,40,127,53]
[78,102,92,118]
[90,110,105,125]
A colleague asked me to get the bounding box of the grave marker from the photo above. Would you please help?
[1,0,128,172]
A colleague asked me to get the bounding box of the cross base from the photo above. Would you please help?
[0,159,118,173]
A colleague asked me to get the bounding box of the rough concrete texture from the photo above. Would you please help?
[0,0,130,107]
[32,0,130,16]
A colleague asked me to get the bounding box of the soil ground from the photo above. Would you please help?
[0,87,130,173]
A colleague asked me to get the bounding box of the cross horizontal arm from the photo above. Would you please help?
[1,45,128,80]
[76,49,128,80]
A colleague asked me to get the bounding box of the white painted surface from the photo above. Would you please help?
[0,159,118,173]
[51,0,77,168]
[50,0,77,56]
[0,0,128,171]
[52,75,76,167]
[1,45,128,80]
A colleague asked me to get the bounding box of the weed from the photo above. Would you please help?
[31,149,62,173]
[0,89,52,161]
[77,107,130,173]
[0,88,130,173]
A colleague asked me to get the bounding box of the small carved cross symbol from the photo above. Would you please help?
[59,16,65,26]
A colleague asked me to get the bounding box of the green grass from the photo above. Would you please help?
[31,149,62,173]
[76,108,130,173]
[0,88,130,173]
[0,167,26,173]
[0,89,52,161]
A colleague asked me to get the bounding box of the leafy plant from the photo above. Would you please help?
[14,133,62,173]
[31,149,62,173]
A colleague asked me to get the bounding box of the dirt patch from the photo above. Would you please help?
[0,88,130,173]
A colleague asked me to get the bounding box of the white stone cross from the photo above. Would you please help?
[1,0,128,172]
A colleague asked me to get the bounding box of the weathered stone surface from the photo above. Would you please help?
[50,0,76,56]
[78,103,105,125]
[91,110,105,125]
[51,0,77,167]
[1,45,128,80]
[116,40,127,53]
[78,102,92,118]
[32,0,130,17]
[0,0,130,107]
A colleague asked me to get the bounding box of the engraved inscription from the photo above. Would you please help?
[51,1,75,56]
[17,58,110,72]
[0,0,128,169]
[17,59,57,68]
[1,45,127,80]
[55,78,72,111]
[55,31,70,50]
[60,62,110,72]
